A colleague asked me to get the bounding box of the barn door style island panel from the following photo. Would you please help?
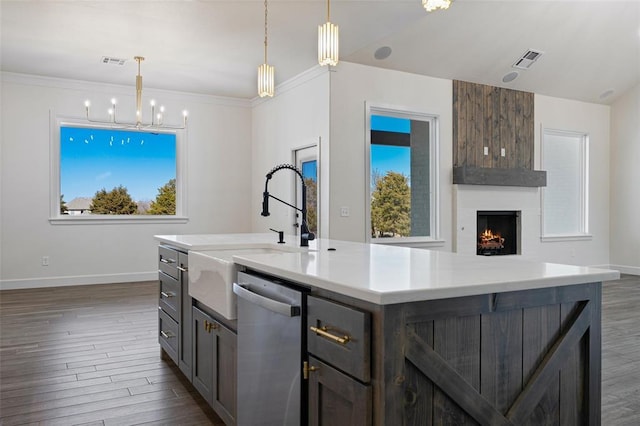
[155,234,618,426]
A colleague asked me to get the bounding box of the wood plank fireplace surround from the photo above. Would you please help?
[452,80,545,257]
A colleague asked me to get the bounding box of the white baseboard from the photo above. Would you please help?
[608,264,640,276]
[0,272,158,290]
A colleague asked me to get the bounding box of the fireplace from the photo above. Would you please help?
[477,211,520,256]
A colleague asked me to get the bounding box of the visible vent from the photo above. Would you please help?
[101,56,127,66]
[512,49,543,70]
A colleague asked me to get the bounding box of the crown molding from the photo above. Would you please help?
[251,65,330,107]
[1,71,252,108]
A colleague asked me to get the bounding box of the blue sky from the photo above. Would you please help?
[371,115,410,178]
[301,159,317,181]
[60,127,176,202]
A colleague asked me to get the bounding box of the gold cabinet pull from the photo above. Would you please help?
[310,326,350,344]
[160,330,175,339]
[303,361,320,380]
[204,320,219,333]
[160,291,175,298]
[177,265,188,272]
[160,257,176,264]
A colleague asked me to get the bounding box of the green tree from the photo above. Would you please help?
[60,194,68,214]
[148,179,176,215]
[304,178,317,235]
[371,171,410,237]
[90,186,138,215]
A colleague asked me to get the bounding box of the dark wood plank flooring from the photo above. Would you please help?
[1,275,638,425]
[601,273,640,425]
[0,281,223,425]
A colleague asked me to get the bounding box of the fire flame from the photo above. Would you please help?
[480,229,500,241]
[479,229,505,248]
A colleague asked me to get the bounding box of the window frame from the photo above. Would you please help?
[540,127,590,241]
[49,114,188,224]
[364,103,441,245]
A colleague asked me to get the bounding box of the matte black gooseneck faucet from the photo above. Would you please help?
[261,164,315,247]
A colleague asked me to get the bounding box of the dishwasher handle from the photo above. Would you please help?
[233,283,301,317]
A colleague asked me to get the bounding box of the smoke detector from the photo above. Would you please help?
[512,49,543,70]
[101,56,127,66]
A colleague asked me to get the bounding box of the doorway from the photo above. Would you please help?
[293,145,319,237]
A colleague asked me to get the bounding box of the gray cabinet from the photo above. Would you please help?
[192,306,237,426]
[306,296,372,426]
[157,246,192,380]
[308,356,371,426]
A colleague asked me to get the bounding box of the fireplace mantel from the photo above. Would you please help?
[453,166,547,187]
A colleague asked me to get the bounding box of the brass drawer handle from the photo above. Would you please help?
[160,257,176,264]
[177,266,188,272]
[303,361,320,380]
[204,320,219,333]
[160,330,175,339]
[160,291,175,298]
[310,326,350,345]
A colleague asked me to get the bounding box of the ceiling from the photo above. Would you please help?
[1,0,638,104]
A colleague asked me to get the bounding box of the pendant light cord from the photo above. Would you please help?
[264,0,268,64]
[327,0,331,21]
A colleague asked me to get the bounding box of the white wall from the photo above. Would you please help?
[0,73,253,289]
[328,62,453,249]
[610,85,640,274]
[250,68,330,239]
[533,95,611,266]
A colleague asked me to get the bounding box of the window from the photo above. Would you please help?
[541,129,589,239]
[51,119,186,223]
[366,105,439,243]
[295,144,319,237]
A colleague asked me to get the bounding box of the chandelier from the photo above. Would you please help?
[422,0,451,12]
[318,0,339,66]
[84,56,188,129]
[258,0,275,97]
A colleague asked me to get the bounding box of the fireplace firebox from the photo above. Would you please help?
[477,211,520,256]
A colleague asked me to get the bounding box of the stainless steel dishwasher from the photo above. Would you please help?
[233,271,306,426]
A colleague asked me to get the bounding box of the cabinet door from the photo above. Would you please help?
[192,306,237,426]
[308,356,371,426]
[178,252,192,380]
[212,321,237,426]
[192,307,214,404]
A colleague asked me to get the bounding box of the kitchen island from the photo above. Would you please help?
[155,233,619,426]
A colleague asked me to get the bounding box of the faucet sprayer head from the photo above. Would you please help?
[261,191,270,216]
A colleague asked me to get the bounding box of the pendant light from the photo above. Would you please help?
[258,0,275,97]
[318,0,339,66]
[422,0,452,12]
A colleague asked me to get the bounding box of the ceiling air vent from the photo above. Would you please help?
[512,49,543,70]
[101,56,127,66]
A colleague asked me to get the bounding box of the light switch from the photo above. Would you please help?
[340,207,350,217]
[501,148,506,157]
[483,146,489,156]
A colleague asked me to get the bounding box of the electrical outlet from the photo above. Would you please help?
[42,256,49,266]
[483,146,489,156]
[340,206,350,217]
[501,148,506,157]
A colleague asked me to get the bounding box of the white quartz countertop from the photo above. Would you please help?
[155,234,620,305]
